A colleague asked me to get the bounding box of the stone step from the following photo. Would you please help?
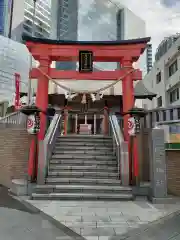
[49,165,117,172]
[50,159,117,166]
[56,137,112,142]
[54,146,113,151]
[34,185,132,194]
[55,142,113,147]
[56,141,112,146]
[48,171,118,179]
[53,150,114,155]
[58,135,112,139]
[51,154,116,160]
[57,136,112,140]
[32,192,134,201]
[46,177,121,186]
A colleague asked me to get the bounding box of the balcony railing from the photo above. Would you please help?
[145,105,180,128]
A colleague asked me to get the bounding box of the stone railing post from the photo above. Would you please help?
[103,107,109,135]
[64,107,68,136]
[149,127,167,203]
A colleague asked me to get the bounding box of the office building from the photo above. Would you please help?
[50,0,153,110]
[76,0,147,101]
[78,0,146,72]
[11,0,52,42]
[55,0,146,72]
[143,33,180,109]
[55,0,78,70]
[23,0,51,38]
[0,0,12,37]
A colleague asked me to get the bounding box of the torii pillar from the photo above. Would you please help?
[36,57,51,141]
[121,57,138,183]
[121,57,134,141]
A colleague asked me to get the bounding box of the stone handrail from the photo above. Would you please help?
[37,113,62,184]
[109,114,129,186]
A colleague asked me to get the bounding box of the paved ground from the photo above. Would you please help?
[3,184,180,240]
[0,186,76,240]
[25,197,180,240]
[124,212,180,240]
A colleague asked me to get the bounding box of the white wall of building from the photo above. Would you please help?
[50,0,58,39]
[11,0,25,42]
[143,36,180,109]
[0,36,29,102]
[123,8,147,77]
[0,35,39,106]
[123,8,145,39]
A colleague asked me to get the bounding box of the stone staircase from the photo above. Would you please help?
[32,135,134,200]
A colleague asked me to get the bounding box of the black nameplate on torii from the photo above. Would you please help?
[79,50,93,73]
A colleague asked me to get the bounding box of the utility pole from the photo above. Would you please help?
[27,0,37,105]
[8,0,14,38]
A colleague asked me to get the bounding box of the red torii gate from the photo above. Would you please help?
[23,35,150,184]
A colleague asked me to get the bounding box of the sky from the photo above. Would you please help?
[112,0,180,55]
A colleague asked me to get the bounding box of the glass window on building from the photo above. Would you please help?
[169,88,179,103]
[169,59,178,77]
[156,71,161,84]
[157,96,162,107]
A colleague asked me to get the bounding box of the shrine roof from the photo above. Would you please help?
[22,35,151,46]
[134,81,156,100]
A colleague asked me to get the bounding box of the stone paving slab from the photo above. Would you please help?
[22,198,180,240]
[120,212,180,240]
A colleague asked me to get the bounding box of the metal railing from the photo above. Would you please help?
[37,113,62,184]
[0,111,26,126]
[153,118,180,149]
[109,114,129,186]
[109,115,120,179]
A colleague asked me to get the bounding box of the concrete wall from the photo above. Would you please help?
[0,125,31,188]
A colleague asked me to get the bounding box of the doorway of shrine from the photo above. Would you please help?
[66,110,103,135]
[55,93,124,135]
